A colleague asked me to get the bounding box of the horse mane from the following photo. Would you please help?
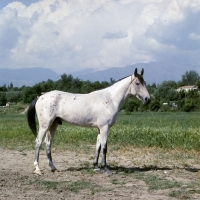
[111,75,131,85]
[112,73,144,85]
[134,74,144,85]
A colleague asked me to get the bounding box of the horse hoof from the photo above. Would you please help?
[34,169,42,175]
[51,168,58,173]
[104,170,112,175]
[94,168,101,174]
[104,167,112,175]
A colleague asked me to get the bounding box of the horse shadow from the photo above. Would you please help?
[109,165,199,173]
[61,165,199,174]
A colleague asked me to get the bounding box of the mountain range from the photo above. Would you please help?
[0,67,60,87]
[0,62,199,87]
[72,62,200,84]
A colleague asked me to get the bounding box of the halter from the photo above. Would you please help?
[131,76,136,84]
[129,76,136,94]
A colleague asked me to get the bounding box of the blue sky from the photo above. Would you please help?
[0,0,38,9]
[0,0,199,74]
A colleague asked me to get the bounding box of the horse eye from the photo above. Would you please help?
[136,82,140,86]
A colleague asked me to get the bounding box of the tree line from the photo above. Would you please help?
[0,70,200,112]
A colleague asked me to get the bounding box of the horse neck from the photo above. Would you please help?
[108,76,132,109]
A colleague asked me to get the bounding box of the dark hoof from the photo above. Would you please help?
[51,168,59,173]
[104,167,112,175]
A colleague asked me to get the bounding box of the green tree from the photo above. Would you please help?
[110,78,115,85]
[60,74,73,91]
[7,83,14,91]
[0,84,7,92]
[69,78,82,93]
[22,87,37,103]
[124,97,140,112]
[0,92,6,106]
[6,91,22,102]
[149,99,161,111]
[81,81,94,93]
[160,81,177,89]
[154,81,178,102]
[196,80,200,89]
[146,83,157,94]
[181,70,200,85]
[168,89,178,101]
[183,99,196,112]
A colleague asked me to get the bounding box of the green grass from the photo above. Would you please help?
[31,179,98,194]
[122,172,182,191]
[0,113,34,150]
[169,189,200,199]
[142,174,182,190]
[0,109,200,150]
[109,112,200,149]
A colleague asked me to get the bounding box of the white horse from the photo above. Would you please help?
[27,68,150,175]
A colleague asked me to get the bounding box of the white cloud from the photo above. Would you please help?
[0,0,199,74]
[189,33,200,40]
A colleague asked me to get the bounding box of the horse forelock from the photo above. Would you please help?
[114,73,145,86]
[135,74,144,85]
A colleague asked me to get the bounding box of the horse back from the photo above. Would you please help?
[36,90,117,128]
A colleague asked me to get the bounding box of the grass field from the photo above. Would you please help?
[0,107,200,151]
[1,107,200,199]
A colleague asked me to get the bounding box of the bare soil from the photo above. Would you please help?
[0,147,200,200]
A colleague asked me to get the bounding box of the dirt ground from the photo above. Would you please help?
[0,147,200,200]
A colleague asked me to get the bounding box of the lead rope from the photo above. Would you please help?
[148,110,194,168]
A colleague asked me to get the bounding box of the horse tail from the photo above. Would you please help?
[27,97,38,137]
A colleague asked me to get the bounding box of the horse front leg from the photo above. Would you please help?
[93,132,101,173]
[99,126,112,175]
[101,142,112,175]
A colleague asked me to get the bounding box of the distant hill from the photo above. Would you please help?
[0,67,60,87]
[1,62,199,87]
[71,62,200,84]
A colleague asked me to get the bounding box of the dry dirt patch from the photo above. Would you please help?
[0,147,200,200]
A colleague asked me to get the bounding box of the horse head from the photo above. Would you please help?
[130,68,150,104]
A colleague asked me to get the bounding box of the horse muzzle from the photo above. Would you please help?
[136,94,150,104]
[144,97,151,104]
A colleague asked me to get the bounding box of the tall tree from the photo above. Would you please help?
[0,84,7,92]
[181,70,200,85]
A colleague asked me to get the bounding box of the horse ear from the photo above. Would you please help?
[141,68,144,76]
[134,68,137,76]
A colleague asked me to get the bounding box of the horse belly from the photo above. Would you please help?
[57,102,98,127]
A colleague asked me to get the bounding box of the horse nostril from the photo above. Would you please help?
[145,97,150,104]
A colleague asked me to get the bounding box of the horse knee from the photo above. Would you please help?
[44,138,51,146]
[35,138,42,148]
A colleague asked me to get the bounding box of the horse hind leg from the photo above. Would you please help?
[34,127,48,175]
[45,120,58,172]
